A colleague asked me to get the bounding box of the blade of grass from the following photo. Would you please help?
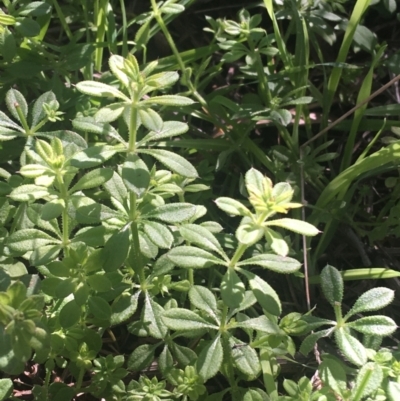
[322,0,371,128]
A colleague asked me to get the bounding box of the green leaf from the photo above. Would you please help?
[245,168,264,194]
[234,316,282,335]
[141,95,194,106]
[15,18,40,37]
[30,244,62,266]
[180,224,225,256]
[88,296,111,320]
[319,358,347,398]
[111,292,139,325]
[69,168,113,193]
[104,171,128,204]
[352,362,383,401]
[231,342,261,379]
[197,335,223,380]
[138,108,163,132]
[0,378,13,401]
[139,149,197,178]
[335,327,367,366]
[6,89,28,123]
[237,254,301,273]
[7,229,59,253]
[72,117,125,144]
[59,300,81,329]
[170,343,197,366]
[140,121,188,143]
[266,218,319,236]
[243,389,268,401]
[86,274,112,292]
[221,269,245,309]
[70,145,117,169]
[121,154,150,197]
[76,81,128,100]
[95,103,127,123]
[387,381,400,401]
[320,265,343,306]
[300,328,334,355]
[264,228,289,257]
[162,308,218,331]
[239,269,281,316]
[41,199,65,221]
[146,71,179,89]
[109,55,130,88]
[345,287,394,319]
[31,91,57,127]
[143,295,168,339]
[127,344,157,372]
[145,203,196,223]
[167,246,225,269]
[215,197,251,216]
[142,220,173,249]
[347,316,397,336]
[103,225,130,272]
[236,222,264,246]
[9,184,50,201]
[188,286,219,323]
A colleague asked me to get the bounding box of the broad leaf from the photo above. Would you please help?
[59,300,81,329]
[239,269,281,316]
[70,145,117,168]
[162,308,218,331]
[231,341,261,379]
[188,286,219,324]
[180,224,225,256]
[144,203,196,223]
[139,149,197,178]
[140,121,188,143]
[141,95,194,106]
[103,225,130,272]
[88,296,112,320]
[127,344,157,372]
[319,358,347,398]
[69,168,113,193]
[335,327,367,366]
[235,316,282,336]
[138,108,163,132]
[111,292,139,325]
[76,81,128,100]
[215,197,251,216]
[347,316,397,336]
[345,287,394,319]
[266,218,319,236]
[237,254,301,273]
[9,185,49,201]
[197,335,223,381]
[7,229,59,253]
[320,265,343,306]
[167,246,225,269]
[300,328,334,355]
[6,89,27,123]
[221,269,245,309]
[143,295,168,339]
[143,220,173,249]
[121,155,150,197]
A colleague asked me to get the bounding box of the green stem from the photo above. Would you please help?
[14,104,31,135]
[52,0,73,41]
[75,367,85,392]
[94,0,108,72]
[119,0,128,57]
[150,0,207,108]
[334,302,344,326]
[229,243,248,268]
[31,117,49,134]
[128,102,138,153]
[260,349,278,400]
[57,175,70,247]
[247,34,272,105]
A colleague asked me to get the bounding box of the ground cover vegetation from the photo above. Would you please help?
[0,0,400,400]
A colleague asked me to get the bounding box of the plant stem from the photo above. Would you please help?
[260,349,278,400]
[229,243,248,267]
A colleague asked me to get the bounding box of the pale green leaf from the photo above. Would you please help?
[143,220,173,249]
[237,254,301,273]
[321,265,344,306]
[188,286,219,323]
[335,327,367,366]
[69,168,113,193]
[167,246,225,269]
[162,308,218,331]
[197,335,223,381]
[215,197,251,216]
[76,81,128,100]
[139,149,198,178]
[266,218,319,236]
